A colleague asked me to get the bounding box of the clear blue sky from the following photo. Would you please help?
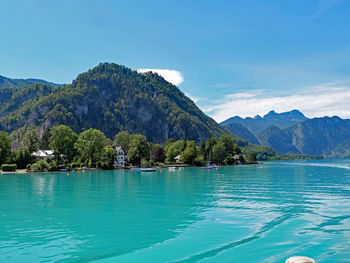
[1,0,350,121]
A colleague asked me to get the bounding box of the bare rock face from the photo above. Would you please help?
[285,256,315,263]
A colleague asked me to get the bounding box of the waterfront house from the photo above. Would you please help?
[114,146,127,167]
[32,150,54,159]
[174,154,181,163]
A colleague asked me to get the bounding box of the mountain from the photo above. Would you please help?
[0,63,226,144]
[286,116,350,156]
[221,109,308,135]
[221,110,350,157]
[256,125,299,154]
[252,116,350,157]
[0,75,59,89]
[221,122,259,145]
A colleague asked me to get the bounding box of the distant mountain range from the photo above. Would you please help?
[221,110,350,157]
[0,63,226,144]
[0,75,59,89]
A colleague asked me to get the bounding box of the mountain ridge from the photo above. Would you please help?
[221,110,350,157]
[0,75,59,89]
[0,63,227,144]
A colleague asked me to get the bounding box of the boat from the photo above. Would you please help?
[140,168,156,172]
[201,165,216,170]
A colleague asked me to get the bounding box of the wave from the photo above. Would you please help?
[283,161,350,171]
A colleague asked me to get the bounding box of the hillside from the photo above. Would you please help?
[221,109,308,135]
[0,63,226,144]
[221,110,350,157]
[221,122,259,145]
[252,116,350,157]
[0,75,58,89]
[256,125,299,154]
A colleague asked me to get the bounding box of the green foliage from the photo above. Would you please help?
[114,131,131,151]
[127,134,149,165]
[180,141,198,164]
[49,125,78,162]
[40,128,51,150]
[152,146,166,163]
[0,63,227,145]
[75,128,106,167]
[21,127,40,153]
[242,144,276,161]
[219,134,241,155]
[0,131,12,165]
[270,153,322,160]
[244,152,257,163]
[166,139,186,163]
[13,149,35,169]
[97,146,117,169]
[1,164,17,172]
[224,154,236,165]
[30,160,51,172]
[211,144,226,164]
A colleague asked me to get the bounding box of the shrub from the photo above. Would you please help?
[31,160,51,172]
[1,164,17,172]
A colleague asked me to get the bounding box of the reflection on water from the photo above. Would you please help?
[0,160,349,262]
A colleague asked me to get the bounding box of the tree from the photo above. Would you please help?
[224,154,235,165]
[211,143,226,164]
[219,134,237,155]
[164,138,175,153]
[98,146,117,169]
[40,128,51,150]
[75,128,106,167]
[0,131,12,165]
[166,140,186,163]
[200,141,206,156]
[127,134,149,165]
[21,128,40,153]
[114,131,131,151]
[205,137,217,161]
[245,153,257,163]
[181,141,198,164]
[49,125,78,163]
[13,149,34,169]
[152,146,166,163]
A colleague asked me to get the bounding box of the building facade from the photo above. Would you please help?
[114,146,127,167]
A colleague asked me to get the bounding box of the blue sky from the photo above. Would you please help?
[1,0,350,121]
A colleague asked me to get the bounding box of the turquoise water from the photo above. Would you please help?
[1,160,350,262]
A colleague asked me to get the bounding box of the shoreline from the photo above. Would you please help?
[1,162,261,174]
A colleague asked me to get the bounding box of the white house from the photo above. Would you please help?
[174,154,181,163]
[31,150,54,159]
[114,146,127,167]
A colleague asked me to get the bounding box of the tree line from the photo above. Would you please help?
[0,125,257,172]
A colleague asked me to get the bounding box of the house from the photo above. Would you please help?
[114,146,127,167]
[174,154,181,163]
[31,150,54,159]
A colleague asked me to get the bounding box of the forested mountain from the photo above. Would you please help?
[221,122,259,145]
[256,125,299,154]
[286,116,350,157]
[0,75,58,89]
[248,116,350,157]
[222,110,350,157]
[221,109,308,135]
[0,63,226,144]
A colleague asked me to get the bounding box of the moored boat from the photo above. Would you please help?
[140,168,156,172]
[201,165,216,170]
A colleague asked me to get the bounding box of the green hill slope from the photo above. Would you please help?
[0,63,225,144]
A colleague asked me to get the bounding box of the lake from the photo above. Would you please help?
[0,159,350,262]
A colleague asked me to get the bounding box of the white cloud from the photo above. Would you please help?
[203,82,350,122]
[137,68,184,86]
